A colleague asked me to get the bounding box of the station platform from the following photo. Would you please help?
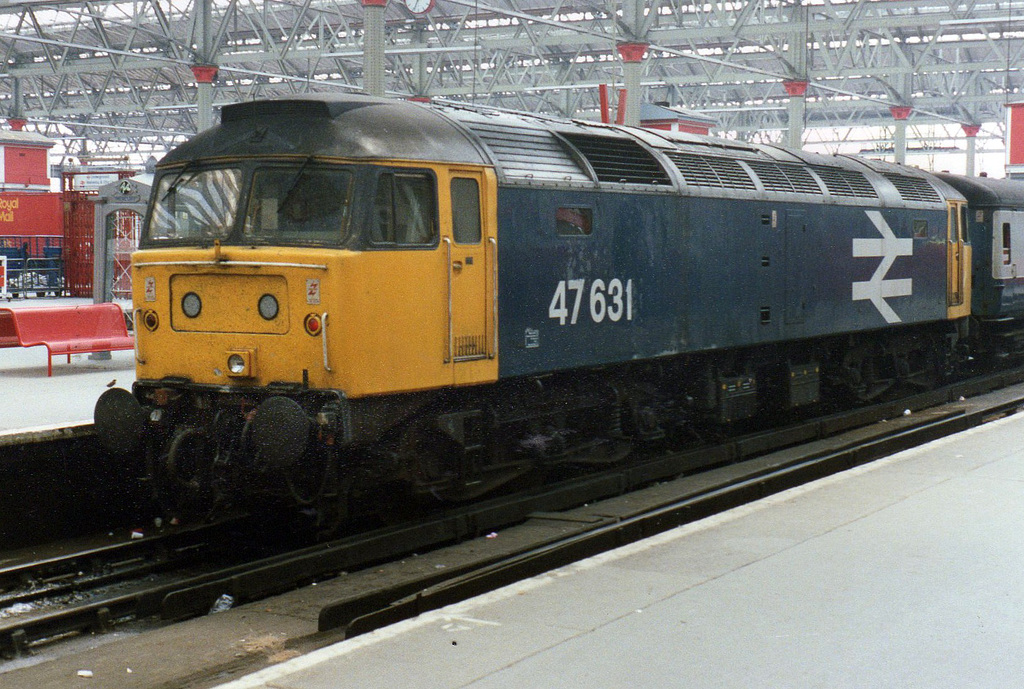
[215,409,1024,689]
[0,297,135,434]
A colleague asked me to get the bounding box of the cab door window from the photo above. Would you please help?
[372,171,437,246]
[451,177,481,244]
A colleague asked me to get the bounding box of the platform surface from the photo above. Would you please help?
[215,410,1024,689]
[0,297,135,433]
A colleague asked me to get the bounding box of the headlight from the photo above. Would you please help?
[258,294,279,320]
[228,354,246,374]
[182,292,202,318]
[225,350,255,377]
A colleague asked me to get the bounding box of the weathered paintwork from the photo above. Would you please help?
[495,187,954,379]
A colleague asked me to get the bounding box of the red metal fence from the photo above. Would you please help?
[61,171,133,297]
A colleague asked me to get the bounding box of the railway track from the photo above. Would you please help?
[3,368,1024,670]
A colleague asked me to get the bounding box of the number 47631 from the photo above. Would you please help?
[548,278,634,325]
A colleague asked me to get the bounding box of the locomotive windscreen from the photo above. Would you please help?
[149,167,242,242]
[146,164,354,246]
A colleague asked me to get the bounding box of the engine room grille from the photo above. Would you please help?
[882,173,942,203]
[745,160,823,194]
[464,122,592,183]
[663,152,756,190]
[560,133,673,185]
[809,165,879,198]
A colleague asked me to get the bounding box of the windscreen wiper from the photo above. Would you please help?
[160,160,198,203]
[278,156,315,215]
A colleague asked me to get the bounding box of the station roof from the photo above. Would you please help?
[0,1,1014,160]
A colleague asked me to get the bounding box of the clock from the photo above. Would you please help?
[404,0,434,13]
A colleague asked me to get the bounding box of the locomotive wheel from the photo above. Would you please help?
[838,344,894,402]
[394,416,534,504]
[154,426,217,520]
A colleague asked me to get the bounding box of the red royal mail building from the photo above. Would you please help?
[0,126,55,192]
[0,192,63,239]
[0,126,61,241]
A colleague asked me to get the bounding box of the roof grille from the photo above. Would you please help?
[883,173,941,203]
[664,152,756,190]
[560,133,672,185]
[745,160,822,194]
[464,122,591,182]
[221,99,332,123]
[810,165,878,198]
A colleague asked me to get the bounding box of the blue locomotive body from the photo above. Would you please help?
[489,138,960,380]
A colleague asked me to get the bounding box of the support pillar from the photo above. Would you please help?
[890,106,912,165]
[192,0,216,132]
[617,42,647,127]
[783,80,808,149]
[962,124,981,177]
[9,77,23,129]
[362,0,387,97]
[191,65,218,132]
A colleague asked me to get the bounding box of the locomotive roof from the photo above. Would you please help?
[162,94,962,210]
[161,93,491,166]
[932,172,1024,209]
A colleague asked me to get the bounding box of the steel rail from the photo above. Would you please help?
[0,518,248,610]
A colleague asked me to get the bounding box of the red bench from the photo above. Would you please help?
[0,303,135,376]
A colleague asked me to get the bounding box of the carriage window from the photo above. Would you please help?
[913,219,928,238]
[243,167,352,244]
[149,167,242,241]
[372,172,437,245]
[556,207,592,236]
[1004,222,1012,264]
[451,178,481,244]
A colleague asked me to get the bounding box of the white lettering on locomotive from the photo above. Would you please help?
[549,278,634,326]
[852,210,912,324]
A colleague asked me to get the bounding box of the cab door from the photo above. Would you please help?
[444,169,498,386]
[947,201,971,319]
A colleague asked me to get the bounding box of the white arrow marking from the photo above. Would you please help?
[852,210,913,323]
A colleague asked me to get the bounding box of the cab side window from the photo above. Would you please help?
[372,171,437,245]
[556,207,592,236]
[451,178,481,244]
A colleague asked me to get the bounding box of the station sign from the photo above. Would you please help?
[71,173,121,191]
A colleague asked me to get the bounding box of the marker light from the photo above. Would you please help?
[228,354,246,374]
[182,292,202,318]
[143,310,159,331]
[304,313,322,336]
[258,294,279,320]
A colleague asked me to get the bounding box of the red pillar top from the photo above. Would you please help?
[191,65,219,84]
[361,0,387,6]
[962,124,981,138]
[783,80,809,97]
[890,105,912,120]
[617,42,649,63]
[407,96,431,103]
[7,118,26,131]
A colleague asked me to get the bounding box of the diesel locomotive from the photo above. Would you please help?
[93,93,1021,527]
